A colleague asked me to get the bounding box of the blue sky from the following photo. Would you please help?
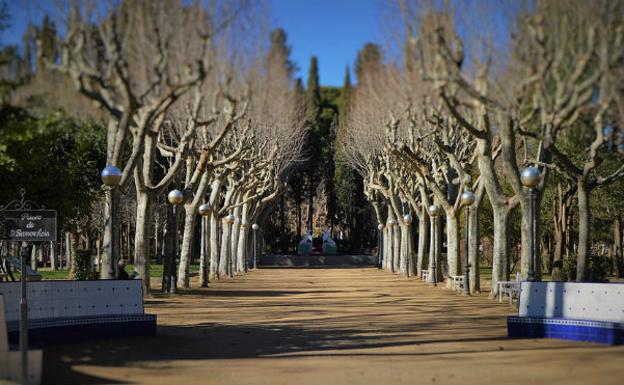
[2,0,383,87]
[270,0,382,86]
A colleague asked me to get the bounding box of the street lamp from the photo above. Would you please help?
[428,204,441,286]
[377,223,384,269]
[166,189,184,293]
[461,191,476,295]
[521,166,541,282]
[198,203,211,287]
[252,223,259,269]
[101,165,122,279]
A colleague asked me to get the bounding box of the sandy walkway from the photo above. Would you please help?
[43,268,624,384]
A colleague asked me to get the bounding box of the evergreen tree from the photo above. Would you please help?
[354,43,382,83]
[304,56,322,231]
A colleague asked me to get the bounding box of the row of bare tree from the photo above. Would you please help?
[341,0,624,295]
[34,0,305,292]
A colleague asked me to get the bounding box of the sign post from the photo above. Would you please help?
[0,189,57,385]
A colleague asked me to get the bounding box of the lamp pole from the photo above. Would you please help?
[167,189,184,293]
[428,204,440,286]
[403,214,412,276]
[101,165,122,279]
[461,191,476,295]
[521,166,541,282]
[19,242,28,385]
[226,213,236,277]
[377,224,384,269]
[198,203,211,287]
[252,223,259,269]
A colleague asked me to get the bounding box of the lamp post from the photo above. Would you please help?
[460,191,476,295]
[521,166,541,282]
[252,223,259,269]
[428,204,441,286]
[166,189,184,293]
[226,213,236,277]
[403,214,413,276]
[377,223,384,269]
[19,242,28,385]
[198,203,210,287]
[101,165,122,279]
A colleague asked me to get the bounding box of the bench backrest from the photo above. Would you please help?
[519,281,624,322]
[0,280,145,322]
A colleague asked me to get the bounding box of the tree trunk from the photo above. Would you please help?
[445,211,460,287]
[236,204,250,273]
[30,244,37,271]
[68,232,79,278]
[392,223,401,273]
[399,224,410,276]
[209,212,220,280]
[383,224,392,271]
[613,213,623,278]
[65,231,72,270]
[576,181,590,282]
[218,219,232,277]
[49,241,57,271]
[490,207,510,298]
[177,206,196,288]
[134,189,152,293]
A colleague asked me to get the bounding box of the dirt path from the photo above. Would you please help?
[43,268,624,384]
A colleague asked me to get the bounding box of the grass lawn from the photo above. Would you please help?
[12,263,200,280]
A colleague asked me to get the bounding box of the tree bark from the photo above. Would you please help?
[614,213,623,278]
[576,181,590,282]
[392,223,401,273]
[399,224,411,276]
[134,189,152,292]
[490,207,510,297]
[445,211,460,287]
[49,241,57,271]
[218,218,232,277]
[177,206,196,288]
[209,212,220,279]
[65,231,72,271]
[236,203,251,273]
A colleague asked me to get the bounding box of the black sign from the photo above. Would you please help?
[0,210,57,241]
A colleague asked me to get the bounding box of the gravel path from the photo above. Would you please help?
[43,268,624,384]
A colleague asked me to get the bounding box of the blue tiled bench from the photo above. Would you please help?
[507,281,624,345]
[0,280,156,346]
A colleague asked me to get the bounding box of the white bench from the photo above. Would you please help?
[507,281,624,344]
[0,280,156,346]
[497,273,522,304]
[0,295,42,385]
[449,275,464,292]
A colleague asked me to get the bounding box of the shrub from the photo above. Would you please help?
[74,249,97,280]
